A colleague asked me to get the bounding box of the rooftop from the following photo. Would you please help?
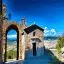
[24,24,44,34]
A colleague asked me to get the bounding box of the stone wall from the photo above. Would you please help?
[2,18,26,62]
[0,4,26,62]
[25,29,44,49]
[0,17,3,63]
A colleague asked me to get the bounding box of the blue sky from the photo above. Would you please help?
[3,0,64,38]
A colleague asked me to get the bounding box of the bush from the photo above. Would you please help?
[56,36,64,54]
[7,49,17,59]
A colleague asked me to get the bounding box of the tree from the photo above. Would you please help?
[56,36,64,54]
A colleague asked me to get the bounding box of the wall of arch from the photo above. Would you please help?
[2,20,25,62]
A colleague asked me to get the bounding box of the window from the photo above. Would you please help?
[33,32,35,36]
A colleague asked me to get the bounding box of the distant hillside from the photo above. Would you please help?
[7,39,17,43]
[44,36,59,40]
[7,39,17,45]
[7,36,59,41]
[7,38,17,41]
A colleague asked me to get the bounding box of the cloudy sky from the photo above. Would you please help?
[3,0,64,38]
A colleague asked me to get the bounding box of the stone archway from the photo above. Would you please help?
[0,4,26,63]
[2,21,25,62]
[5,24,19,62]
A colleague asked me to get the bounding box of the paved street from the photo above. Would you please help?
[5,50,54,64]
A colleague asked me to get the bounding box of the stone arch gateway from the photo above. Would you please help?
[5,24,19,62]
[1,4,26,62]
[2,20,26,63]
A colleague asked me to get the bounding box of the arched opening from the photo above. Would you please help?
[4,25,19,62]
[7,29,17,61]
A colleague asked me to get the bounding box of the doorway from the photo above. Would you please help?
[32,43,36,56]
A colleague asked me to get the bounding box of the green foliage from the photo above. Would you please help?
[7,49,17,59]
[52,56,60,64]
[56,36,64,54]
[48,56,60,64]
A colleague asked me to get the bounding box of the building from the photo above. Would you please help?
[0,4,44,63]
[23,24,44,59]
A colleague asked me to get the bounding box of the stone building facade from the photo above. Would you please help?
[0,4,44,63]
[24,24,44,58]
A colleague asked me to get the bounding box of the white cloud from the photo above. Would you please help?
[7,34,17,38]
[44,27,47,30]
[44,27,50,36]
[44,30,49,33]
[44,27,57,36]
[56,32,63,36]
[50,29,56,33]
[50,28,56,36]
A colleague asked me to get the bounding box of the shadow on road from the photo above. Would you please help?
[24,47,64,64]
